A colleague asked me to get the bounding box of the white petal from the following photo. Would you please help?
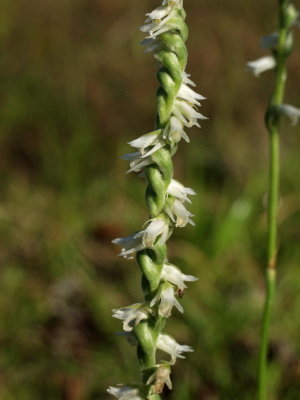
[128,131,160,151]
[175,100,208,121]
[247,56,276,77]
[107,386,142,400]
[112,231,145,258]
[161,287,183,316]
[156,334,193,364]
[143,219,168,247]
[127,158,153,173]
[151,285,183,317]
[112,303,149,332]
[177,83,205,106]
[167,179,196,203]
[141,141,164,158]
[277,104,300,125]
[146,6,170,20]
[164,116,189,143]
[162,263,198,289]
[166,199,194,228]
[182,71,196,87]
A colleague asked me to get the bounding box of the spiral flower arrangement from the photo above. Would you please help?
[108,0,207,398]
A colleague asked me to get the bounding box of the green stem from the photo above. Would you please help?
[258,269,276,400]
[258,2,291,399]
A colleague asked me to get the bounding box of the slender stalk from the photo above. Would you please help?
[258,1,295,398]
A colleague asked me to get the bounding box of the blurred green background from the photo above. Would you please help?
[1,0,300,399]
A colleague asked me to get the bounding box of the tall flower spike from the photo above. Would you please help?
[111,0,206,398]
[247,2,299,399]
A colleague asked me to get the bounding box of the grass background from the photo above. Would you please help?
[0,0,300,399]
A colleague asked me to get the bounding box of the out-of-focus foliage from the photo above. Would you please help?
[0,0,300,399]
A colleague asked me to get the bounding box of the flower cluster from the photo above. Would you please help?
[246,5,300,125]
[109,0,204,397]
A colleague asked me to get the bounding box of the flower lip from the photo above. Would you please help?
[142,218,169,248]
[150,283,183,317]
[112,231,145,259]
[121,151,154,173]
[167,179,196,203]
[156,333,194,364]
[161,263,198,289]
[165,198,195,227]
[112,303,150,331]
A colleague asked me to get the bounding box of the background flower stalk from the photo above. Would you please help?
[247,1,299,399]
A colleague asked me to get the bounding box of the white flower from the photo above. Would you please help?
[173,99,208,128]
[128,130,164,158]
[261,32,278,49]
[112,231,145,259]
[113,303,150,331]
[112,219,169,258]
[140,0,183,39]
[150,284,183,317]
[146,363,172,394]
[121,152,153,173]
[167,179,196,204]
[182,71,197,87]
[165,199,195,227]
[141,9,174,39]
[156,333,193,364]
[161,263,198,289]
[276,104,300,125]
[143,218,169,247]
[247,56,276,77]
[163,116,190,143]
[107,386,143,400]
[147,6,171,21]
[177,83,206,107]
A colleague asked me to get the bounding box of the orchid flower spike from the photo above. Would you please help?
[111,0,205,394]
